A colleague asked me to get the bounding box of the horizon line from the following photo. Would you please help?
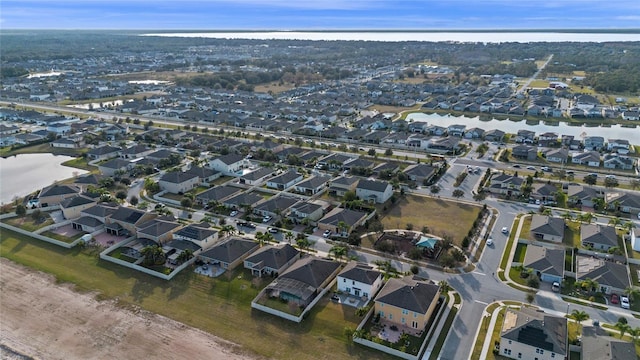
[3,28,640,33]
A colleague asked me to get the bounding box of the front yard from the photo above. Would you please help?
[379,195,481,247]
[0,228,389,360]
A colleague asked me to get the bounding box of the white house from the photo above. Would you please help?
[499,308,567,360]
[159,171,200,194]
[172,223,219,250]
[337,262,383,302]
[266,170,303,190]
[355,179,393,204]
[209,154,248,176]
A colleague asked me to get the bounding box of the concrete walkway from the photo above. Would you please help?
[422,291,457,359]
[478,302,505,360]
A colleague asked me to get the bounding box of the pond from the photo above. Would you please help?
[0,153,87,204]
[407,113,640,143]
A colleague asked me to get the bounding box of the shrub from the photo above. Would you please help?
[406,223,414,230]
[527,277,540,288]
[407,248,423,260]
[410,264,419,274]
[15,204,26,217]
[461,236,470,248]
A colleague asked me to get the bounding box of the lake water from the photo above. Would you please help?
[0,153,87,204]
[407,113,640,143]
[143,32,640,43]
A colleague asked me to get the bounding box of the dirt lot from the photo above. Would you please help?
[0,258,256,360]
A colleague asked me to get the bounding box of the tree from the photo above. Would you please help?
[181,197,193,208]
[430,185,441,195]
[569,310,589,325]
[604,177,619,189]
[30,209,42,222]
[285,231,294,244]
[630,179,640,191]
[525,291,536,304]
[624,286,640,303]
[329,245,348,262]
[140,245,165,266]
[562,211,574,222]
[176,249,194,264]
[15,204,26,217]
[129,195,139,206]
[336,221,348,236]
[629,327,640,344]
[384,148,393,156]
[438,280,451,293]
[220,224,236,238]
[608,216,623,228]
[452,189,464,199]
[616,318,631,339]
[343,190,357,202]
[296,236,313,252]
[579,278,599,295]
[367,148,376,156]
[115,190,127,200]
[583,174,597,185]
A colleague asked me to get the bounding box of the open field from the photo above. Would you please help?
[0,229,390,360]
[253,81,296,94]
[379,195,481,246]
[0,142,86,158]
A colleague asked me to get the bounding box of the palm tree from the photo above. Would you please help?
[624,286,640,304]
[562,211,574,222]
[262,232,275,244]
[255,231,265,247]
[628,327,640,344]
[438,280,451,293]
[296,236,313,253]
[336,221,348,236]
[579,278,599,295]
[329,245,348,262]
[219,224,236,238]
[525,291,536,305]
[580,212,595,224]
[176,249,194,264]
[140,245,165,266]
[374,260,396,279]
[285,231,294,244]
[616,320,631,339]
[569,310,589,325]
[623,221,635,233]
[608,216,623,229]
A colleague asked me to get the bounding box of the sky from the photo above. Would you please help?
[1,0,640,30]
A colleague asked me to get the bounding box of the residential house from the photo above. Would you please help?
[530,215,565,243]
[120,144,153,159]
[499,307,567,360]
[403,164,437,185]
[199,237,260,271]
[523,245,565,284]
[317,208,369,236]
[529,183,559,205]
[97,158,131,176]
[581,326,637,360]
[288,200,328,223]
[59,195,97,220]
[172,222,219,250]
[262,257,341,307]
[185,166,221,184]
[581,224,618,251]
[223,192,264,210]
[356,179,393,204]
[607,139,630,154]
[464,127,485,139]
[46,122,71,136]
[328,176,359,197]
[337,262,383,302]
[253,195,299,218]
[147,149,180,162]
[576,255,630,294]
[266,170,303,191]
[603,154,634,170]
[606,191,640,216]
[209,154,248,176]
[294,175,330,195]
[73,173,102,192]
[159,171,200,194]
[584,136,605,151]
[51,137,83,149]
[14,133,44,145]
[571,151,601,167]
[164,239,203,265]
[38,184,80,206]
[374,277,441,332]
[511,145,538,161]
[487,174,524,197]
[136,217,181,244]
[244,243,301,277]
[196,185,242,206]
[87,145,121,160]
[72,203,119,232]
[515,129,536,144]
[566,185,604,209]
[428,136,460,154]
[239,167,274,186]
[108,206,155,236]
[537,132,558,147]
[484,129,505,142]
[447,124,466,137]
[545,148,568,164]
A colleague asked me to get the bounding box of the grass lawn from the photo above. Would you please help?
[470,303,501,360]
[108,248,138,263]
[160,192,184,201]
[0,142,87,158]
[630,263,640,285]
[62,156,97,172]
[209,176,233,186]
[519,216,531,240]
[509,267,533,288]
[513,243,527,263]
[39,230,79,244]
[0,228,389,360]
[3,216,54,232]
[564,221,581,248]
[253,81,296,94]
[500,215,522,270]
[379,195,481,247]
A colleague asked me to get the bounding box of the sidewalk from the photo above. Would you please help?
[422,291,456,359]
[478,302,504,360]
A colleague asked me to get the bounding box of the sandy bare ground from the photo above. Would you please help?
[0,258,257,360]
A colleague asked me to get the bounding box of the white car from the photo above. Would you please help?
[486,238,493,246]
[230,210,238,217]
[621,296,630,309]
[262,215,272,223]
[323,230,332,238]
[267,227,278,234]
[501,227,508,234]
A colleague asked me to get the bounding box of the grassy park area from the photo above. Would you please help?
[0,228,391,360]
[380,195,481,247]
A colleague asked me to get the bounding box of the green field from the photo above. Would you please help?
[380,195,481,247]
[0,229,391,360]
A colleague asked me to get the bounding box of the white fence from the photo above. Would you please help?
[153,191,182,206]
[0,221,80,249]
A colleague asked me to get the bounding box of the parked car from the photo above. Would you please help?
[526,166,536,170]
[611,294,620,304]
[230,210,238,217]
[486,238,493,246]
[262,215,272,223]
[541,166,551,172]
[323,230,332,238]
[551,282,560,292]
[267,227,279,234]
[621,296,630,309]
[501,227,508,234]
[512,164,521,168]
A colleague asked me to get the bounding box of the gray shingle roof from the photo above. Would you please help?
[339,262,382,285]
[245,243,299,270]
[375,277,440,314]
[279,256,340,288]
[40,184,80,197]
[159,171,199,184]
[576,255,630,290]
[500,307,567,355]
[523,245,564,277]
[356,179,390,192]
[581,224,618,248]
[530,215,565,237]
[200,238,259,264]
